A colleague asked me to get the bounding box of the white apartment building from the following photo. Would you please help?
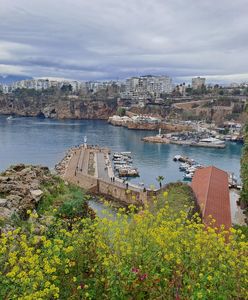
[192,77,206,90]
[125,75,173,96]
[0,84,9,94]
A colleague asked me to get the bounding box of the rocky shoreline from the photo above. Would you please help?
[108,118,193,132]
[55,146,79,177]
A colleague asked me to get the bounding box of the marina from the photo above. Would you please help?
[0,116,242,187]
[55,144,166,206]
[112,152,139,177]
[173,154,239,186]
[143,131,227,148]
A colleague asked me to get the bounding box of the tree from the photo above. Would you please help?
[117,107,126,117]
[156,175,165,188]
[61,84,72,93]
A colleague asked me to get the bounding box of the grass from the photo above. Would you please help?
[152,182,195,214]
[37,176,86,214]
[166,182,195,212]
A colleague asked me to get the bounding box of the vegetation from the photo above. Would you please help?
[0,188,247,299]
[37,177,86,214]
[117,107,126,117]
[156,175,164,188]
[240,123,248,210]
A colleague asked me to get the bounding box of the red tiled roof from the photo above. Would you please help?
[191,166,231,229]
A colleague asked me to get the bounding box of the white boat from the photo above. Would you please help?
[120,151,132,156]
[7,116,13,121]
[199,137,225,146]
[184,172,194,180]
[179,163,190,171]
[118,167,139,177]
[114,164,132,170]
[173,155,182,161]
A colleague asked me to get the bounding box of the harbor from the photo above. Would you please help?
[112,151,139,177]
[55,143,165,207]
[173,154,240,187]
[0,116,242,187]
[142,130,227,149]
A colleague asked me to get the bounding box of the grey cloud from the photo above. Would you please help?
[0,0,248,82]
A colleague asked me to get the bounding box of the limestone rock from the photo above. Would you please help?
[6,195,22,208]
[30,189,43,202]
[0,198,7,207]
[0,207,13,219]
[0,164,53,221]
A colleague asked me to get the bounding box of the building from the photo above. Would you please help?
[125,75,173,98]
[192,77,206,90]
[191,166,231,229]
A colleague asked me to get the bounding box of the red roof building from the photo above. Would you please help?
[191,166,232,229]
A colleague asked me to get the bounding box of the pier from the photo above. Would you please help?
[57,145,165,206]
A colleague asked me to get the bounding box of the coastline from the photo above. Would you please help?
[142,135,226,149]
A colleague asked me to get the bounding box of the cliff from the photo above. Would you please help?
[108,119,192,132]
[0,94,117,120]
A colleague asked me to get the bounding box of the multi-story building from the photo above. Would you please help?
[126,77,140,93]
[0,84,9,94]
[192,77,206,90]
[125,75,173,98]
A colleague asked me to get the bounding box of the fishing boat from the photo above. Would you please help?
[118,167,139,177]
[173,155,182,161]
[179,163,190,171]
[183,172,194,180]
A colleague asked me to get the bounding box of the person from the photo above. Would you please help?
[126,182,129,189]
[113,177,115,182]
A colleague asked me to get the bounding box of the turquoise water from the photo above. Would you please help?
[0,116,242,187]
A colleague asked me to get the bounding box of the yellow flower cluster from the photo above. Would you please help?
[0,201,247,299]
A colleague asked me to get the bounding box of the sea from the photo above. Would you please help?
[0,116,243,188]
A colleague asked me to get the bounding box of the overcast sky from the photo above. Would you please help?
[0,0,247,83]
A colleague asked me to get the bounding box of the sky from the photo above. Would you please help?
[0,0,248,83]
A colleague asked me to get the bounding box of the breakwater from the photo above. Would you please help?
[56,145,167,206]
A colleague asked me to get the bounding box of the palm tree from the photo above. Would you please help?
[156,175,165,188]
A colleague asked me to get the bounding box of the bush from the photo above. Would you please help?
[0,197,247,299]
[240,124,248,208]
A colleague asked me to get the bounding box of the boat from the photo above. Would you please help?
[179,163,190,171]
[183,172,194,180]
[173,155,182,161]
[114,164,132,170]
[113,152,132,159]
[120,151,132,157]
[197,137,226,148]
[113,157,133,163]
[118,167,139,177]
[7,116,13,121]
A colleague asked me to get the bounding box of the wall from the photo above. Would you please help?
[98,180,147,206]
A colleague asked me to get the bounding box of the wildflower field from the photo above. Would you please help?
[0,185,247,299]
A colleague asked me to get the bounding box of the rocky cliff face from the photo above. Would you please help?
[108,119,192,132]
[0,164,52,221]
[0,94,117,119]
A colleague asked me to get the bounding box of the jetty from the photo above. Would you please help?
[56,144,166,207]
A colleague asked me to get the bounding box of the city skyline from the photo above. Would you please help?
[0,0,248,83]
